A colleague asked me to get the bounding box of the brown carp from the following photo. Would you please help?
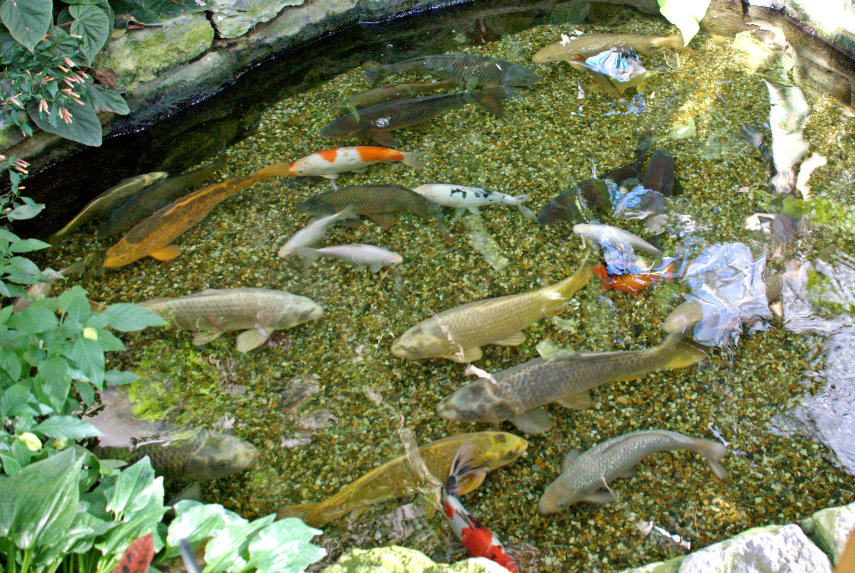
[52,171,168,238]
[437,329,707,434]
[336,79,458,111]
[139,288,323,352]
[538,429,728,514]
[532,33,695,64]
[391,253,592,362]
[297,184,450,240]
[365,54,540,87]
[319,86,513,148]
[276,431,527,527]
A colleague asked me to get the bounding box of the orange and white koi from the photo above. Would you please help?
[591,259,678,295]
[288,146,424,180]
[441,442,519,573]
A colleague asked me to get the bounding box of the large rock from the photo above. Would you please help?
[323,545,512,573]
[677,524,832,572]
[800,503,855,566]
[94,14,215,87]
[209,0,305,39]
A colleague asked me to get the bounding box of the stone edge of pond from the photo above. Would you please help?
[318,501,854,571]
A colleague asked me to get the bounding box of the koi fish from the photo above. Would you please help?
[442,442,519,573]
[412,184,535,219]
[296,244,403,272]
[336,79,458,110]
[591,260,677,295]
[532,33,695,63]
[365,54,539,87]
[277,207,359,257]
[288,146,425,181]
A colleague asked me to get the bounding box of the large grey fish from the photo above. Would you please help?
[365,54,540,87]
[391,253,591,363]
[139,288,323,352]
[51,171,168,238]
[319,86,512,148]
[336,79,458,111]
[538,429,728,514]
[297,184,450,240]
[100,156,223,237]
[532,33,694,63]
[437,329,707,434]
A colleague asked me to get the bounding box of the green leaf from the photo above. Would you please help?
[0,0,52,51]
[203,514,276,573]
[165,501,246,558]
[57,285,92,326]
[5,255,44,283]
[0,448,83,549]
[35,356,73,411]
[27,99,103,147]
[246,518,326,573]
[75,379,95,406]
[0,346,23,382]
[5,199,45,221]
[94,330,126,352]
[69,4,109,64]
[83,81,130,115]
[0,384,36,417]
[0,451,24,474]
[9,238,50,253]
[7,306,59,333]
[93,303,165,332]
[67,336,104,387]
[34,416,101,440]
[106,456,160,517]
[104,370,138,386]
[657,0,710,46]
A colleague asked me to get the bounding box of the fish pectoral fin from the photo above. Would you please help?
[448,346,483,363]
[510,408,553,434]
[456,471,486,495]
[366,213,397,228]
[149,244,182,261]
[583,490,617,504]
[192,329,223,345]
[235,328,270,353]
[368,263,383,273]
[368,130,395,148]
[492,332,525,347]
[562,449,582,471]
[556,391,593,410]
[616,466,637,479]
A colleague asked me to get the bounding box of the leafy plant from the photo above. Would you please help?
[657,0,711,46]
[1,0,129,146]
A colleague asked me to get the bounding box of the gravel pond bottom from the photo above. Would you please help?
[44,9,855,572]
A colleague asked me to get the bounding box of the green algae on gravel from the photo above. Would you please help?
[43,8,855,573]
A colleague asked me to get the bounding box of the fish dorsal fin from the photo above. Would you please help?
[562,448,582,471]
[236,328,269,353]
[556,390,592,410]
[510,407,553,434]
[448,346,483,363]
[492,331,525,347]
[149,244,182,261]
[198,288,227,296]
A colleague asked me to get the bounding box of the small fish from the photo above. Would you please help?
[573,223,661,255]
[288,146,425,181]
[538,429,728,514]
[139,288,323,352]
[412,184,535,219]
[51,171,168,238]
[296,244,403,272]
[591,260,677,295]
[336,79,459,110]
[297,184,450,240]
[100,156,223,237]
[319,87,513,148]
[437,328,706,434]
[365,54,540,87]
[103,173,266,269]
[442,442,519,573]
[13,260,86,312]
[278,207,359,257]
[532,33,695,63]
[391,253,591,362]
[276,431,528,527]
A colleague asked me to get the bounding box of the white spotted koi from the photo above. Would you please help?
[413,184,535,219]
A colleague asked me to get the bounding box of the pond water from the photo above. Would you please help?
[35,1,855,571]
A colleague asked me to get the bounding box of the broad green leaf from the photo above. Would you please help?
[69,4,110,64]
[7,306,59,333]
[67,336,104,386]
[0,451,23,474]
[57,285,92,326]
[75,379,95,406]
[657,0,710,46]
[83,81,130,115]
[92,303,165,332]
[0,346,23,382]
[165,501,246,558]
[27,99,103,147]
[0,448,83,549]
[94,330,127,352]
[0,0,52,51]
[246,518,326,573]
[9,238,50,253]
[34,416,101,440]
[203,514,276,573]
[104,370,138,386]
[106,457,161,518]
[5,200,45,221]
[95,503,166,570]
[0,384,35,417]
[5,255,43,282]
[35,357,73,412]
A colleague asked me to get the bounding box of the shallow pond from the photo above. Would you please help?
[38,2,855,571]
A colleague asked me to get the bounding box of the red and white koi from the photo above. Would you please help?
[441,442,519,573]
[288,146,424,180]
[413,184,535,220]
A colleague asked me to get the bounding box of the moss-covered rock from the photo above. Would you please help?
[209,0,305,39]
[800,502,855,566]
[322,545,512,572]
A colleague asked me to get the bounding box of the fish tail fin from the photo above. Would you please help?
[363,63,387,85]
[660,33,698,54]
[693,438,728,481]
[470,86,514,119]
[276,501,326,527]
[295,247,320,267]
[445,442,486,497]
[665,336,708,370]
[633,130,654,170]
[514,194,536,220]
[555,249,593,299]
[401,151,425,169]
[250,162,292,180]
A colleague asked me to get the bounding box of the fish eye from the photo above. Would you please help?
[218,460,230,468]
